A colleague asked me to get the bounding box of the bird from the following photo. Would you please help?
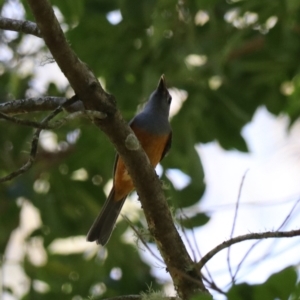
[87,75,172,245]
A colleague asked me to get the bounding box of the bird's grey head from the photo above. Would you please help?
[143,75,172,117]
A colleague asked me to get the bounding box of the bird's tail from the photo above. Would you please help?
[87,188,127,246]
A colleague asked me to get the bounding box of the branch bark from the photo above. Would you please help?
[0,17,41,37]
[24,0,207,298]
[0,110,106,129]
[0,97,85,115]
[0,97,67,115]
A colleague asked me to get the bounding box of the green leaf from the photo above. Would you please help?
[260,266,297,299]
[227,267,298,300]
[228,283,254,300]
[180,213,210,229]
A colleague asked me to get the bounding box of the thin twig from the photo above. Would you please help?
[190,227,215,285]
[179,213,197,262]
[191,225,202,260]
[231,240,260,284]
[232,196,300,281]
[278,197,300,231]
[202,274,226,295]
[0,112,55,129]
[227,169,249,282]
[197,229,300,270]
[121,214,164,264]
[179,212,222,293]
[0,98,76,183]
[238,236,300,279]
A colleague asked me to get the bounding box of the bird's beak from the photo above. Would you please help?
[157,74,166,91]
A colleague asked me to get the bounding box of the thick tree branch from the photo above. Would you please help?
[25,0,206,298]
[0,17,41,37]
[197,229,300,270]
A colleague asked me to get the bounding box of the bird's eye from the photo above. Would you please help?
[167,95,172,105]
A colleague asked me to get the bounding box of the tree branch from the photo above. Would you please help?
[25,0,206,298]
[0,96,88,115]
[227,170,249,282]
[0,97,67,115]
[197,229,300,270]
[0,17,41,37]
[0,110,106,129]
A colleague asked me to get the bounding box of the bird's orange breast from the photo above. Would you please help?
[113,125,170,201]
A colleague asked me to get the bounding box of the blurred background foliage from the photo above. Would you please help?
[1,0,300,299]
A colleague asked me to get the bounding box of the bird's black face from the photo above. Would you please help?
[156,75,172,112]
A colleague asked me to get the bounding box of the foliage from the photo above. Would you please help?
[227,266,299,300]
[1,0,300,299]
